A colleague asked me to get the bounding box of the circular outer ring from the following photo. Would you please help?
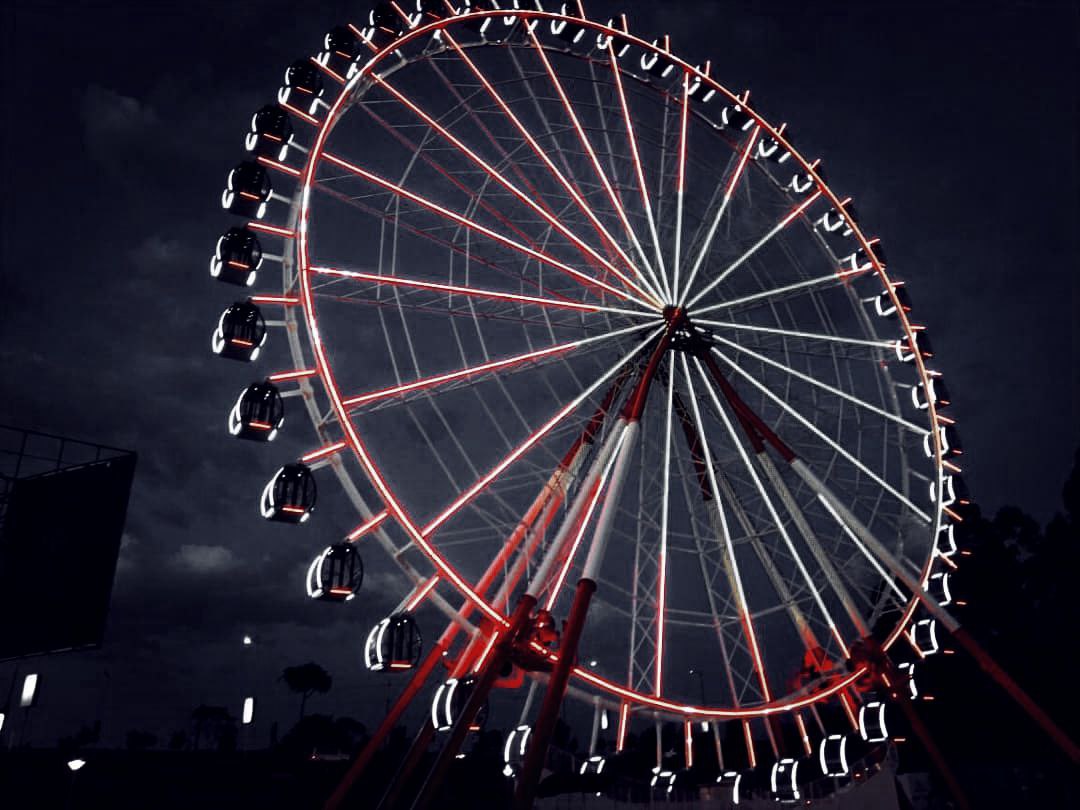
[288,7,948,719]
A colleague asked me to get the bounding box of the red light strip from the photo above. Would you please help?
[250,295,299,306]
[346,509,389,541]
[257,155,301,178]
[684,719,694,768]
[524,26,663,305]
[341,332,610,410]
[606,40,667,295]
[309,266,640,317]
[246,221,295,238]
[794,712,812,756]
[743,720,757,768]
[442,31,661,307]
[616,702,630,752]
[405,575,440,612]
[472,629,500,673]
[309,55,345,85]
[268,368,318,382]
[280,101,319,126]
[838,691,859,730]
[370,74,659,308]
[301,441,347,463]
[320,151,645,306]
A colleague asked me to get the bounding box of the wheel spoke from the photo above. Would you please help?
[709,346,932,522]
[342,320,654,411]
[710,334,926,434]
[309,265,651,319]
[671,72,691,302]
[605,42,671,300]
[697,318,893,350]
[691,266,871,318]
[692,357,851,657]
[678,124,760,305]
[654,358,676,696]
[320,150,653,307]
[443,31,664,308]
[420,326,664,537]
[685,190,823,310]
[679,354,773,702]
[370,72,661,308]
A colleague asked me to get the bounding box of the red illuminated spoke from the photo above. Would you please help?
[370,74,658,308]
[677,126,761,305]
[309,265,652,319]
[341,321,654,412]
[692,358,851,657]
[442,32,663,307]
[419,326,665,538]
[685,190,823,311]
[678,354,773,702]
[606,41,669,299]
[524,26,666,303]
[357,101,572,264]
[311,179,579,304]
[671,72,691,301]
[321,151,653,308]
[708,346,932,523]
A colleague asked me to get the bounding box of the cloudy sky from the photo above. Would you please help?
[0,0,1075,749]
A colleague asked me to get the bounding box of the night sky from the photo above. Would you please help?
[0,0,1076,753]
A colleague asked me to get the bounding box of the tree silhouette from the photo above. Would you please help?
[281,662,332,720]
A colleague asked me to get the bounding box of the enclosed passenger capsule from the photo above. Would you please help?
[245,105,294,161]
[260,462,316,523]
[210,226,263,286]
[364,612,423,671]
[228,381,284,441]
[306,544,363,601]
[430,675,488,732]
[221,162,272,219]
[317,26,360,75]
[277,60,324,115]
[212,300,267,362]
[818,734,849,777]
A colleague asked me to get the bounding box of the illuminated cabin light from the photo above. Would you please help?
[0,712,5,733]
[20,674,38,708]
[242,697,255,725]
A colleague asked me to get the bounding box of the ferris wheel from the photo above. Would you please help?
[206,2,1077,807]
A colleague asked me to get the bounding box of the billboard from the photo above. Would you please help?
[0,449,136,660]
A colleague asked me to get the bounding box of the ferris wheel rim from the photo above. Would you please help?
[276,6,949,719]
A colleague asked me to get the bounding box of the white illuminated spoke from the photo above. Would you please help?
[309,266,652,319]
[686,190,823,310]
[654,359,676,696]
[321,151,654,309]
[342,321,654,411]
[607,42,669,301]
[709,347,932,523]
[679,354,773,701]
[420,326,665,537]
[711,334,926,434]
[523,27,665,304]
[443,31,664,309]
[691,267,870,318]
[678,126,764,306]
[693,359,850,657]
[370,73,661,309]
[818,496,907,601]
[696,319,892,350]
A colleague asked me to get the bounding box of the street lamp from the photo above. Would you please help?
[66,759,86,772]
